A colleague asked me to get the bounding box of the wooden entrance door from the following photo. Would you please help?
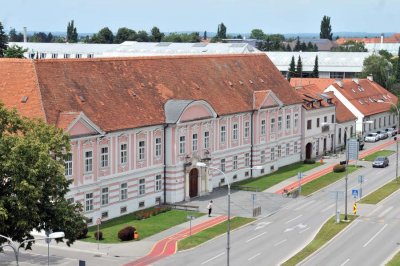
[189,168,198,198]
[305,142,312,159]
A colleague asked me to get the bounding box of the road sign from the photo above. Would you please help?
[187,215,195,220]
[353,203,357,215]
[352,189,359,199]
[347,138,359,160]
[251,193,257,201]
[96,218,102,225]
[358,175,364,184]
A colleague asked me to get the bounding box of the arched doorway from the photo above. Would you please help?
[305,142,312,159]
[189,168,199,198]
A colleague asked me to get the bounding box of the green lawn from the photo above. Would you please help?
[83,210,204,243]
[300,166,359,196]
[232,161,322,191]
[178,217,255,250]
[359,179,400,204]
[386,250,400,265]
[362,150,395,161]
[282,214,356,266]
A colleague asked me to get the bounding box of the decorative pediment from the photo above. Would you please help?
[253,90,283,110]
[165,99,217,124]
[62,112,104,137]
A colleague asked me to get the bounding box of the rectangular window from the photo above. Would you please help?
[65,153,73,176]
[220,159,226,172]
[204,131,210,149]
[87,53,94,58]
[271,118,276,133]
[286,143,290,155]
[278,116,282,131]
[40,53,46,59]
[324,116,327,123]
[139,178,145,195]
[100,147,109,168]
[85,193,93,212]
[51,53,58,59]
[64,54,70,59]
[233,156,238,170]
[192,133,198,152]
[338,128,342,144]
[101,187,109,206]
[155,175,162,192]
[294,142,298,153]
[261,150,265,163]
[75,53,82,58]
[331,115,335,123]
[245,153,250,167]
[233,123,239,140]
[220,125,226,143]
[307,120,312,130]
[67,197,74,204]
[102,211,108,219]
[294,114,299,128]
[271,148,275,161]
[244,121,250,138]
[317,118,320,128]
[84,151,93,173]
[120,183,128,200]
[286,115,291,130]
[120,144,127,164]
[138,141,145,160]
[261,119,266,135]
[120,206,127,214]
[179,136,186,154]
[139,201,145,208]
[277,145,282,158]
[155,138,162,157]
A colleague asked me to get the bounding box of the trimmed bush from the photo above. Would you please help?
[333,164,346,173]
[118,226,136,241]
[94,231,103,240]
[304,159,316,164]
[78,225,88,239]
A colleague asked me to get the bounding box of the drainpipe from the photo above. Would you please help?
[250,110,255,177]
[163,124,168,205]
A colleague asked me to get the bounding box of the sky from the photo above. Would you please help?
[0,0,399,35]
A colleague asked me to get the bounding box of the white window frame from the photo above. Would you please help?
[271,118,276,133]
[85,193,93,212]
[286,115,291,130]
[155,175,162,192]
[271,148,275,161]
[286,143,290,155]
[100,146,109,168]
[261,119,266,135]
[204,131,210,149]
[233,123,239,140]
[244,121,250,138]
[138,141,145,160]
[245,153,250,167]
[84,150,93,173]
[294,142,298,154]
[261,150,265,163]
[192,133,198,152]
[220,125,226,143]
[120,143,128,164]
[278,145,282,158]
[65,153,73,176]
[139,178,145,195]
[179,136,186,154]
[233,156,238,170]
[101,187,109,206]
[120,183,128,200]
[220,159,226,172]
[294,113,299,128]
[155,138,162,157]
[278,116,282,131]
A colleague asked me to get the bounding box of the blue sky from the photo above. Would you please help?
[1,0,398,34]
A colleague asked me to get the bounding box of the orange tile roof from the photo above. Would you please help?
[336,33,400,45]
[0,54,302,132]
[290,78,339,91]
[293,84,333,110]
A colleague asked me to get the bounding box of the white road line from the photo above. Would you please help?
[294,200,315,211]
[273,239,287,247]
[320,203,335,213]
[378,206,394,218]
[285,214,303,224]
[248,253,261,261]
[245,231,267,243]
[201,252,225,265]
[339,258,350,266]
[363,224,388,247]
[299,227,310,234]
[369,205,383,216]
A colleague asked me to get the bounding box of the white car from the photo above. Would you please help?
[365,133,379,142]
[385,128,397,136]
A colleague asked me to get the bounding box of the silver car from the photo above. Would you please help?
[365,133,379,142]
[385,128,396,136]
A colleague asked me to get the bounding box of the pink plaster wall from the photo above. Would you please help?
[180,105,212,122]
[69,120,96,136]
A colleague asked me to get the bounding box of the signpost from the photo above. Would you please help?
[330,191,344,223]
[298,172,304,195]
[187,215,195,236]
[358,175,364,198]
[352,189,359,199]
[347,139,359,160]
[96,218,101,250]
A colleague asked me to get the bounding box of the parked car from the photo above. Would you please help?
[372,156,389,168]
[376,130,388,140]
[365,133,379,142]
[385,127,397,136]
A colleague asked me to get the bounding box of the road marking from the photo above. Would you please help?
[248,253,261,261]
[285,215,303,224]
[284,227,294,233]
[245,231,267,243]
[273,239,287,247]
[201,252,225,265]
[378,206,394,218]
[294,200,315,211]
[363,224,388,247]
[255,221,271,230]
[320,203,335,213]
[299,227,310,234]
[339,258,350,266]
[369,205,383,216]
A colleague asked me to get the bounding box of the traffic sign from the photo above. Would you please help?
[358,175,364,184]
[353,203,357,215]
[347,138,359,160]
[96,218,102,225]
[352,189,359,199]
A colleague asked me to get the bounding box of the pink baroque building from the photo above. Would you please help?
[0,54,303,222]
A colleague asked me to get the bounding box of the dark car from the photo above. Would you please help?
[372,156,389,168]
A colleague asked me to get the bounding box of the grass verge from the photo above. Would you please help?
[83,210,204,243]
[178,217,255,251]
[359,179,400,204]
[232,161,322,191]
[386,250,400,265]
[362,150,395,161]
[300,165,359,196]
[282,214,356,266]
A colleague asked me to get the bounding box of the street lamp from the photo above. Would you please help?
[196,162,262,266]
[0,231,65,266]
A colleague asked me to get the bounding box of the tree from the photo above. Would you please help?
[294,36,301,51]
[250,29,265,40]
[361,54,393,89]
[0,103,86,248]
[396,47,400,82]
[8,28,24,42]
[136,30,149,42]
[288,56,296,81]
[203,31,207,40]
[0,22,8,57]
[378,50,393,61]
[285,43,292,51]
[162,32,201,43]
[29,32,50,43]
[67,20,78,43]
[150,27,164,42]
[296,56,303,77]
[331,40,368,52]
[90,27,114,44]
[312,55,319,78]
[217,23,227,39]
[114,27,137,43]
[4,44,27,58]
[320,15,333,40]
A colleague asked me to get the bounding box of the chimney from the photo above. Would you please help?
[367,74,373,82]
[380,33,384,50]
[23,27,27,42]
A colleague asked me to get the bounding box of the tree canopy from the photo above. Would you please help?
[331,40,368,52]
[217,23,227,39]
[114,27,137,43]
[0,22,8,57]
[287,56,296,81]
[8,28,23,42]
[361,54,393,89]
[312,55,319,78]
[4,44,27,58]
[320,15,333,40]
[67,20,78,43]
[0,103,86,248]
[151,27,164,42]
[90,27,114,44]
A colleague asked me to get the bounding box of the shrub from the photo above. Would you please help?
[118,226,136,241]
[94,231,103,240]
[78,225,88,239]
[333,164,346,173]
[304,159,316,164]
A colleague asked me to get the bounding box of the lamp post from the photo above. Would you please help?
[0,232,65,266]
[196,162,262,266]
